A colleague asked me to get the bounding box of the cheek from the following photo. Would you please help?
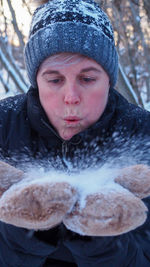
[39,89,58,112]
[39,93,59,124]
[87,89,108,110]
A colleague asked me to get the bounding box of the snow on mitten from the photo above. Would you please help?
[63,165,149,236]
[0,161,24,197]
[0,177,77,230]
[63,187,147,236]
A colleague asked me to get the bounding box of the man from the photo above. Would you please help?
[0,0,150,266]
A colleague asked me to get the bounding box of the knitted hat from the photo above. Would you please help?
[24,0,118,88]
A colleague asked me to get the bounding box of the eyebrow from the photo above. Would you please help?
[42,70,60,76]
[80,67,102,73]
[41,67,102,76]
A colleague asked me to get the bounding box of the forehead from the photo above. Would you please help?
[38,53,101,72]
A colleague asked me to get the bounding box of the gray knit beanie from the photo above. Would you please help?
[24,0,118,88]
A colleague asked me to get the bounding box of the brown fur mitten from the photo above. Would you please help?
[63,164,150,236]
[63,185,148,236]
[115,164,150,199]
[0,180,77,230]
[0,161,24,197]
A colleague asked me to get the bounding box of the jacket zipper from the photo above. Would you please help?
[41,118,70,170]
[62,141,68,160]
[62,141,72,172]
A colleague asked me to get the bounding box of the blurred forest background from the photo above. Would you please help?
[0,0,150,110]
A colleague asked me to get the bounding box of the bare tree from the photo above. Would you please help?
[102,0,150,107]
[6,0,25,51]
[143,0,150,19]
[0,0,150,109]
[0,0,30,95]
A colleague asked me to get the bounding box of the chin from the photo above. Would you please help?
[61,133,75,141]
[60,129,81,140]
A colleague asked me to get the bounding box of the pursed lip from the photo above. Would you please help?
[64,116,81,124]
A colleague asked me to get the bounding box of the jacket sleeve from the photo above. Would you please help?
[0,222,60,267]
[131,196,150,263]
[64,197,150,267]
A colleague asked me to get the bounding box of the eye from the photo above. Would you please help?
[47,77,64,84]
[83,77,96,82]
[79,76,96,84]
[50,79,61,84]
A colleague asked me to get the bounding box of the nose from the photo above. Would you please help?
[64,83,80,105]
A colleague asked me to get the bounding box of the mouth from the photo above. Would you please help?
[64,116,81,125]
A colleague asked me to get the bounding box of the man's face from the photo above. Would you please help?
[37,54,110,140]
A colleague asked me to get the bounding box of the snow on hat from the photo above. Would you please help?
[24,0,118,88]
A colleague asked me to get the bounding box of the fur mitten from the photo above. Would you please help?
[0,161,24,197]
[63,165,150,236]
[0,162,149,235]
[0,161,77,230]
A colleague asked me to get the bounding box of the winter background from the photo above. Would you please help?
[0,0,150,111]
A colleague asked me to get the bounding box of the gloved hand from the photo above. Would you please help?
[0,161,77,230]
[63,164,150,236]
[1,162,149,235]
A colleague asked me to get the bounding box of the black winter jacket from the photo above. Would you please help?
[0,87,150,267]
